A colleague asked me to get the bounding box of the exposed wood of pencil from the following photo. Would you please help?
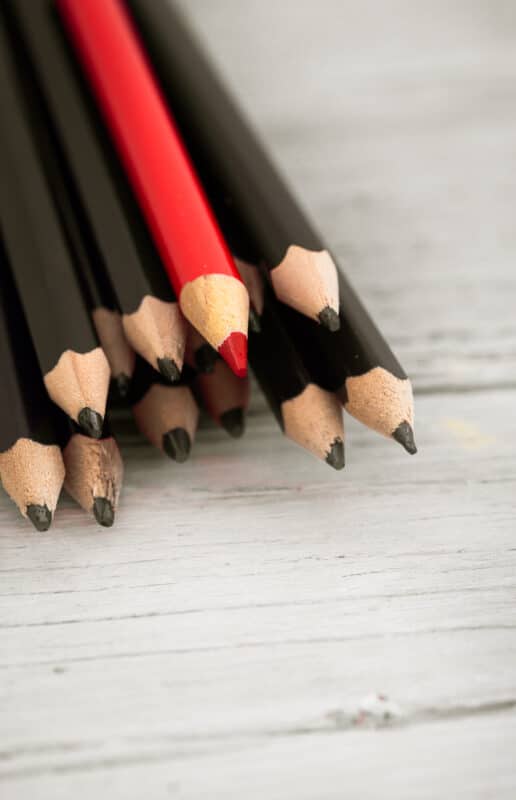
[56,0,248,376]
[0,243,65,532]
[249,292,344,469]
[129,358,199,463]
[0,16,109,437]
[125,0,340,329]
[8,18,135,393]
[195,359,250,439]
[7,0,184,380]
[62,427,123,528]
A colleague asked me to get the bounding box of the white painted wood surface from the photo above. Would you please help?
[1,1,515,796]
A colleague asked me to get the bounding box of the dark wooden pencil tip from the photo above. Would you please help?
[162,427,192,462]
[195,344,218,374]
[318,306,341,332]
[93,497,115,527]
[220,407,245,438]
[393,421,417,455]
[115,373,131,398]
[248,308,262,334]
[78,407,104,439]
[26,504,52,532]
[157,357,181,383]
[326,438,345,470]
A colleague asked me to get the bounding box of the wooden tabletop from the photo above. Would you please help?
[1,1,515,796]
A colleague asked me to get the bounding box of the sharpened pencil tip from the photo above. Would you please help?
[78,407,104,439]
[393,421,417,454]
[218,331,248,377]
[162,427,191,462]
[115,372,131,398]
[26,504,52,532]
[93,497,115,527]
[248,308,262,334]
[220,407,245,438]
[318,306,340,332]
[157,357,181,383]
[194,344,218,374]
[326,438,345,470]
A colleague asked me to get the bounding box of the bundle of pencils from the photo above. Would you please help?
[0,0,416,532]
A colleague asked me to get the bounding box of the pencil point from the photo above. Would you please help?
[93,497,115,527]
[115,373,131,398]
[78,407,104,439]
[318,306,340,332]
[220,407,245,438]
[157,357,181,383]
[162,427,191,462]
[195,344,218,374]
[249,308,262,333]
[218,332,248,377]
[26,504,52,532]
[326,438,345,470]
[393,421,417,455]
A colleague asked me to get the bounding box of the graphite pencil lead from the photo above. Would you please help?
[157,357,181,384]
[195,343,218,374]
[77,407,104,439]
[318,306,340,333]
[162,427,191,463]
[392,421,417,455]
[26,503,52,532]
[92,496,115,527]
[220,408,245,439]
[325,438,345,470]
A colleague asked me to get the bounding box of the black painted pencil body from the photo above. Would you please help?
[6,16,135,395]
[6,0,186,381]
[126,0,339,329]
[0,243,65,531]
[0,14,109,437]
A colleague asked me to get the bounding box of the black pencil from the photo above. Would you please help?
[56,414,123,528]
[0,241,65,532]
[249,287,345,468]
[7,14,135,396]
[125,0,339,330]
[277,286,417,454]
[0,14,110,438]
[129,358,199,462]
[6,0,187,382]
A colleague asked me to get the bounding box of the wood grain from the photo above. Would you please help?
[1,0,515,796]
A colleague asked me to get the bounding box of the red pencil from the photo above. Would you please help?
[56,0,249,377]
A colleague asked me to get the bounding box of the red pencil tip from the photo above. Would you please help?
[218,332,248,377]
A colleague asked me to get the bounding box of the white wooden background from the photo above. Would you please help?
[1,1,516,797]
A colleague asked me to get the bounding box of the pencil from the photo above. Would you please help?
[129,358,199,462]
[8,17,135,396]
[194,356,250,439]
[185,326,219,375]
[57,0,249,377]
[125,0,339,330]
[57,415,123,527]
[7,0,186,382]
[278,287,416,453]
[0,242,65,532]
[0,16,110,438]
[249,290,345,468]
